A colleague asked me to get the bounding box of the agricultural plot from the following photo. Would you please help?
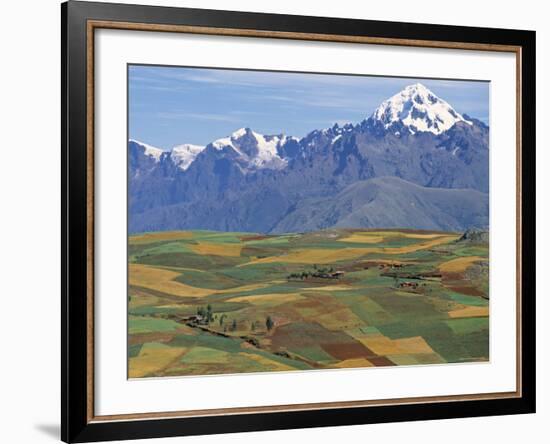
[128,229,489,377]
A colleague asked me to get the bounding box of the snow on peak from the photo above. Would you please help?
[211,136,235,150]
[231,127,249,139]
[210,128,289,170]
[211,128,252,152]
[129,139,163,162]
[371,83,471,135]
[170,144,205,171]
[249,131,288,168]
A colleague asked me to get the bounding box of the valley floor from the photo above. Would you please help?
[128,228,489,377]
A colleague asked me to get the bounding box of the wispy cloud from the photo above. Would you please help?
[157,111,242,123]
[133,65,397,90]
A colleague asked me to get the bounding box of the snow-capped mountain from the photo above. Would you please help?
[129,139,163,161]
[209,127,294,170]
[370,83,472,135]
[128,83,489,234]
[128,140,166,181]
[130,83,477,173]
[130,128,298,174]
[170,144,205,171]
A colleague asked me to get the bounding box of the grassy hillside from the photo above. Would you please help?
[128,229,489,378]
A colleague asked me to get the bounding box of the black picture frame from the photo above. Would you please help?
[62,1,536,442]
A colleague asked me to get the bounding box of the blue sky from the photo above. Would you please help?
[129,65,489,150]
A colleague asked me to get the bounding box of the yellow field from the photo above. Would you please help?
[448,305,489,318]
[355,231,451,239]
[129,264,215,297]
[189,241,243,257]
[155,303,197,311]
[439,256,485,273]
[240,247,369,266]
[381,235,459,253]
[401,233,450,239]
[129,293,161,308]
[130,264,274,298]
[303,284,353,292]
[129,343,186,378]
[354,333,434,356]
[339,231,446,247]
[339,234,385,243]
[333,358,374,368]
[130,231,193,244]
[241,235,458,266]
[393,336,436,354]
[227,293,305,305]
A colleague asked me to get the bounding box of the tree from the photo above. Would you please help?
[206,304,214,323]
[266,316,274,331]
[231,319,237,331]
[219,314,227,327]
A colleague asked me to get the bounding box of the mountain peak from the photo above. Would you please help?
[211,128,255,150]
[403,82,432,95]
[209,128,290,170]
[231,127,252,139]
[129,139,164,162]
[371,83,471,135]
[170,143,205,171]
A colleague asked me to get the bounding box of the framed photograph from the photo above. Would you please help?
[62,1,536,442]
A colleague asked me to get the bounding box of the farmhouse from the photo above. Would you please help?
[315,270,345,279]
[399,281,418,289]
[185,314,207,324]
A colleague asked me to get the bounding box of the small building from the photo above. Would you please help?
[399,281,418,289]
[186,314,206,324]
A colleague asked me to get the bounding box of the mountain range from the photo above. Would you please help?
[128,83,489,234]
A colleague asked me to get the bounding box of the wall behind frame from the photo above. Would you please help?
[0,0,546,443]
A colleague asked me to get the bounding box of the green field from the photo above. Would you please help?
[128,229,489,378]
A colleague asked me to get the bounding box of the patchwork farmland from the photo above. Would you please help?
[128,229,489,378]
